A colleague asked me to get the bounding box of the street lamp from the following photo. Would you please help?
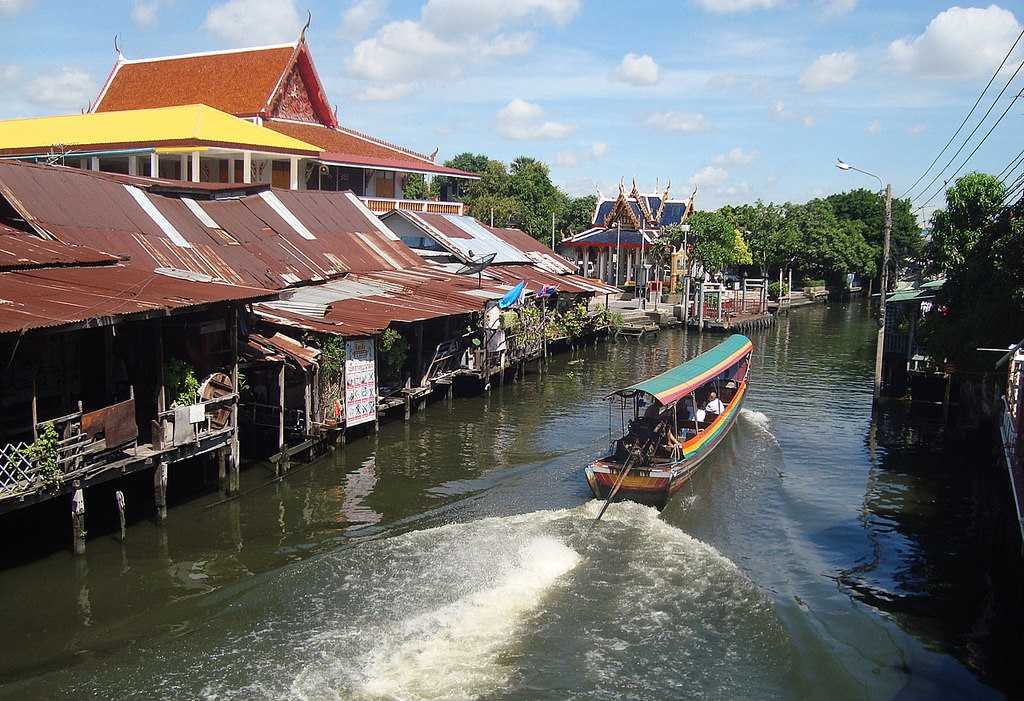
[836,157,892,403]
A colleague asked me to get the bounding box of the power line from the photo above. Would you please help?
[901,27,1024,199]
[909,58,1024,204]
[997,147,1024,182]
[915,85,1024,213]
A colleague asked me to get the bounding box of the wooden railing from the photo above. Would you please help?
[359,196,464,215]
[0,398,138,499]
[154,394,237,450]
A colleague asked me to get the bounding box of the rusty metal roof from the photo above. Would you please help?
[0,229,122,271]
[245,331,321,368]
[0,264,276,335]
[256,267,506,337]
[0,160,422,290]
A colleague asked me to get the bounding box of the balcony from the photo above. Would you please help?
[359,196,464,216]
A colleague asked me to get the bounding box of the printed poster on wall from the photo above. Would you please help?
[345,338,377,427]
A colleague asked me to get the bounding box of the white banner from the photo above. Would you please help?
[345,338,378,427]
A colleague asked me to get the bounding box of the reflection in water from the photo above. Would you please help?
[0,301,1011,699]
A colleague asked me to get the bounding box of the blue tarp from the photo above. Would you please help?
[498,281,526,309]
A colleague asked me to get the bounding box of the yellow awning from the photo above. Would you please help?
[0,104,321,157]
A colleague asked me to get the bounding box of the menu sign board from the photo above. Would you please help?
[344,338,377,427]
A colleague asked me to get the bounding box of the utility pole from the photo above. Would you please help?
[836,159,891,403]
[874,183,892,403]
[551,211,556,252]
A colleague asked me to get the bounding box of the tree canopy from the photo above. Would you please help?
[826,188,921,277]
[926,172,1006,274]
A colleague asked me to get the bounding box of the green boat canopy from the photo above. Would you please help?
[612,334,753,406]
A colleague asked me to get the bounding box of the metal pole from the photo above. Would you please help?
[639,232,646,309]
[874,183,892,403]
[551,211,556,252]
[615,223,621,288]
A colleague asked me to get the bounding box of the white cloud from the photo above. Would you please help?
[818,0,855,17]
[866,119,881,135]
[907,123,927,136]
[645,111,709,133]
[554,150,578,167]
[712,147,757,165]
[799,51,858,91]
[888,5,1022,79]
[591,142,607,158]
[693,0,780,12]
[26,66,96,110]
[496,98,574,140]
[204,0,302,46]
[0,64,19,83]
[131,0,159,28]
[689,165,730,187]
[358,82,415,101]
[347,20,463,82]
[611,53,660,85]
[771,99,815,127]
[0,0,29,17]
[420,0,580,37]
[340,0,387,39]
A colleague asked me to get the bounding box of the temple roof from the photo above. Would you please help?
[91,41,337,128]
[590,180,693,230]
[266,119,478,179]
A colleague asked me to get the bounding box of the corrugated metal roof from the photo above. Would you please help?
[255,267,508,337]
[0,264,275,334]
[0,160,421,290]
[398,211,531,264]
[0,230,121,271]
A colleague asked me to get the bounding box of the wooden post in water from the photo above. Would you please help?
[217,448,227,495]
[154,460,168,522]
[277,361,286,476]
[71,483,85,555]
[115,490,126,543]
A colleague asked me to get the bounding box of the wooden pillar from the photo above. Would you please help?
[697,282,705,330]
[154,460,168,522]
[217,447,227,494]
[242,151,252,184]
[277,361,287,475]
[71,483,85,555]
[229,305,239,470]
[415,324,425,387]
[227,448,240,496]
[115,490,126,543]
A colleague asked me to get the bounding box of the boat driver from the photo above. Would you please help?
[705,392,726,416]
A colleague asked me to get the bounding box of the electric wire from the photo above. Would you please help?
[909,60,1024,204]
[902,27,1024,199]
[914,85,1024,213]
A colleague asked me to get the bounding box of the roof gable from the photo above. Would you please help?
[92,40,337,128]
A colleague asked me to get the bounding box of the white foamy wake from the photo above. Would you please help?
[359,536,579,700]
[740,408,771,431]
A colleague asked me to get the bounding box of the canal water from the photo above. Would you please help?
[0,302,1011,699]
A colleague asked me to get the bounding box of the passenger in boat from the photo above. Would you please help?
[705,392,726,416]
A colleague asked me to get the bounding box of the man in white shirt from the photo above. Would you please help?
[705,392,726,416]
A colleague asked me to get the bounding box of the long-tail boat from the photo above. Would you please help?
[586,334,753,509]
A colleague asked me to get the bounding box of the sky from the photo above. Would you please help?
[0,0,1022,221]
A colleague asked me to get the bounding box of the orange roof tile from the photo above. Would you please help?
[266,119,478,178]
[94,45,295,117]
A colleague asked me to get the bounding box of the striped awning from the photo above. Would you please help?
[612,334,753,406]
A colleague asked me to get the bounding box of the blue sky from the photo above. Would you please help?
[1,0,1022,220]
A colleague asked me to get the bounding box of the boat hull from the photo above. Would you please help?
[586,383,746,509]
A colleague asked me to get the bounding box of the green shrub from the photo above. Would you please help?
[767,282,790,300]
[21,421,61,487]
[379,327,408,380]
[801,278,826,289]
[165,358,199,408]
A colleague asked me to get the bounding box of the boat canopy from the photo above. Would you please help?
[611,334,753,406]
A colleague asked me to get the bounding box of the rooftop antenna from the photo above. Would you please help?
[300,9,311,40]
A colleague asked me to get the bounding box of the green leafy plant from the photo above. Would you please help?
[165,358,199,408]
[767,282,790,300]
[21,421,61,487]
[800,278,826,289]
[379,327,409,380]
